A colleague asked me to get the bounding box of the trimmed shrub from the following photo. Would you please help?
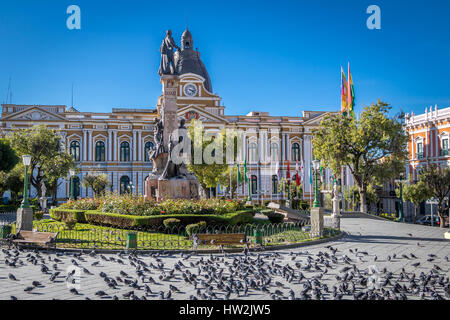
[49,208,86,223]
[33,211,44,221]
[82,209,255,230]
[64,221,76,230]
[163,218,181,229]
[0,204,19,212]
[264,211,285,224]
[186,223,199,237]
[84,211,149,228]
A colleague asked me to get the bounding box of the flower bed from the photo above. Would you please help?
[59,193,244,216]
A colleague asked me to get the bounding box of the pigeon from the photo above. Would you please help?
[8,274,17,281]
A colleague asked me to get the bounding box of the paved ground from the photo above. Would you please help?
[0,216,449,300]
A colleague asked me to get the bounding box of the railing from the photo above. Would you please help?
[440,149,449,156]
[416,152,424,159]
[3,219,340,250]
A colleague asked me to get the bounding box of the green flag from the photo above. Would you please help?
[237,164,242,184]
[244,157,248,183]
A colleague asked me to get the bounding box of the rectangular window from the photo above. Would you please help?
[443,139,448,150]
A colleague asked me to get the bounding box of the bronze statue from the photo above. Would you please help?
[158,30,180,76]
[149,118,165,160]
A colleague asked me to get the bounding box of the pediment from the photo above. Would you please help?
[302,112,332,126]
[178,105,228,124]
[2,106,66,121]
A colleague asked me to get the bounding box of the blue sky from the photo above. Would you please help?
[0,0,449,118]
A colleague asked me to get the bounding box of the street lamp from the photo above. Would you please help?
[312,159,321,208]
[69,169,76,201]
[21,155,32,209]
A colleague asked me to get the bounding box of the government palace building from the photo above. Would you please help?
[0,29,336,203]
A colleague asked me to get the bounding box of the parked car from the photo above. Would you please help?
[416,215,448,227]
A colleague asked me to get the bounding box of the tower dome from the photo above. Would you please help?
[175,29,213,93]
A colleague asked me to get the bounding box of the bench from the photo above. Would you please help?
[10,230,58,248]
[195,233,247,246]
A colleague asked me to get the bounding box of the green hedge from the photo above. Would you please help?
[83,209,255,229]
[0,204,19,212]
[49,208,87,223]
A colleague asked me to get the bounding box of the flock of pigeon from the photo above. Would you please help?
[1,241,449,301]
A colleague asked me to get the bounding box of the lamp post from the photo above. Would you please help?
[394,174,408,222]
[69,169,76,200]
[17,155,33,231]
[21,155,32,209]
[312,159,321,208]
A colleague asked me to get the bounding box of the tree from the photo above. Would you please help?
[187,120,238,198]
[7,125,75,199]
[400,181,432,224]
[418,165,450,228]
[218,166,241,199]
[0,138,19,172]
[312,101,408,213]
[82,173,109,197]
[0,163,24,201]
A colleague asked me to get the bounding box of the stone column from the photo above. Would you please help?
[108,130,112,161]
[88,131,92,161]
[113,131,117,161]
[160,75,180,148]
[138,131,142,161]
[133,131,137,161]
[83,130,87,161]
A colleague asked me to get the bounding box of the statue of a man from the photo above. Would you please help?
[150,118,165,160]
[158,30,180,76]
[41,180,46,198]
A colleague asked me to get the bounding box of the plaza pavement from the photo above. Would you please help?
[0,216,448,300]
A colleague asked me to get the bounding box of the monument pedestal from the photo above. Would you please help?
[16,207,33,231]
[310,207,324,238]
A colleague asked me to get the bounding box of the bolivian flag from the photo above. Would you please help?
[347,62,355,118]
[341,66,348,115]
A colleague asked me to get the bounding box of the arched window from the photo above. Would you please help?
[291,143,300,161]
[272,175,278,194]
[270,143,279,162]
[95,141,105,162]
[69,141,80,162]
[249,142,258,163]
[120,176,130,194]
[120,141,130,162]
[144,141,154,162]
[251,175,257,195]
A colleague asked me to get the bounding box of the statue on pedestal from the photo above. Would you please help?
[39,180,48,212]
[158,30,180,76]
[331,182,342,229]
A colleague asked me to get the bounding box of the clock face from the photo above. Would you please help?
[184,83,197,97]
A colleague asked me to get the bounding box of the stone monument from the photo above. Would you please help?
[144,31,199,201]
[39,180,48,212]
[331,183,342,230]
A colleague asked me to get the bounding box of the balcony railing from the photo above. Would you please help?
[416,152,424,159]
[440,149,449,156]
